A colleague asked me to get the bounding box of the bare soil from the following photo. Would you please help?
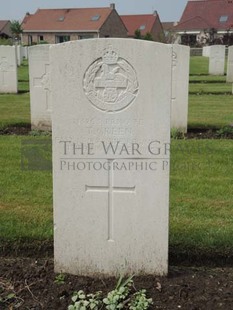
[0,257,233,309]
[1,126,233,139]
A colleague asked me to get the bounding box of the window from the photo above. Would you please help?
[79,35,94,40]
[55,35,70,43]
[58,16,65,22]
[219,16,228,22]
[139,25,146,30]
[38,35,44,42]
[91,15,100,21]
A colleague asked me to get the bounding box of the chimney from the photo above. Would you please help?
[110,3,115,10]
[153,10,158,16]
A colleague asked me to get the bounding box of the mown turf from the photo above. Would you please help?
[170,139,233,260]
[0,136,232,262]
[0,55,233,263]
[0,136,52,241]
[188,94,233,128]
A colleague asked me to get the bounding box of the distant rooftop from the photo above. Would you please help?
[22,5,116,31]
[176,0,233,31]
[120,13,159,36]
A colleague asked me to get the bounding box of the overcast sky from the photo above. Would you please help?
[0,0,187,22]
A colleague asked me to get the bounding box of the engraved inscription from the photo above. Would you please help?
[83,45,139,112]
[85,159,136,241]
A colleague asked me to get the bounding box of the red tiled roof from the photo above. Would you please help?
[0,20,9,32]
[162,22,176,31]
[120,14,157,36]
[22,7,113,32]
[176,0,233,31]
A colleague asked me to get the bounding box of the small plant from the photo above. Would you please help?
[54,273,66,284]
[68,290,102,310]
[129,290,153,310]
[68,276,153,310]
[103,276,133,309]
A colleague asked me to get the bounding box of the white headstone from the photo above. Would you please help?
[51,39,172,277]
[202,46,210,57]
[209,45,225,75]
[22,46,28,60]
[0,46,17,93]
[17,45,24,66]
[29,45,51,130]
[171,44,190,133]
[226,46,233,83]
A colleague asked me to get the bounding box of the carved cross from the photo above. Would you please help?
[85,160,136,242]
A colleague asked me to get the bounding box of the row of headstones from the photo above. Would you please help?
[0,45,28,93]
[1,39,190,276]
[28,43,190,133]
[203,45,233,81]
[4,40,233,277]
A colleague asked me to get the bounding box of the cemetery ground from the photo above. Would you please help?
[0,57,232,309]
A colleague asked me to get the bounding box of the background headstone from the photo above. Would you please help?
[51,39,172,276]
[209,45,225,75]
[17,45,24,66]
[0,46,17,93]
[22,46,28,60]
[226,45,233,83]
[202,46,210,57]
[171,44,190,133]
[29,45,51,131]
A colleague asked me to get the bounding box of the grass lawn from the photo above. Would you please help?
[0,136,232,261]
[189,82,232,94]
[189,56,227,75]
[0,58,232,130]
[0,55,232,262]
[0,136,52,242]
[0,60,30,129]
[170,139,233,259]
[0,93,30,129]
[189,75,226,82]
[190,56,209,75]
[189,95,233,128]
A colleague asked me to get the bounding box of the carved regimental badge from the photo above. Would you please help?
[83,46,139,112]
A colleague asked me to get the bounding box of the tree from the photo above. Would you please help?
[144,32,153,41]
[134,29,154,41]
[10,20,23,42]
[134,29,142,39]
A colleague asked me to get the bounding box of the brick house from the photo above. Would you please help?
[0,20,12,39]
[120,12,165,42]
[174,0,233,46]
[21,3,127,45]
